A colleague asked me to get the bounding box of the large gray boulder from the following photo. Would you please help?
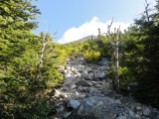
[67,96,124,119]
[94,71,106,79]
[67,99,81,110]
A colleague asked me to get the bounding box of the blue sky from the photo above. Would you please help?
[33,0,156,43]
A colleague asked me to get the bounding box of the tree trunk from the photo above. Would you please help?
[36,34,50,80]
[114,41,119,90]
[107,21,120,91]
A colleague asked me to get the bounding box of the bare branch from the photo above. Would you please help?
[144,0,150,22]
[106,19,121,90]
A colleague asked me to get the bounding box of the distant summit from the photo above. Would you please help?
[65,35,97,44]
[79,35,97,41]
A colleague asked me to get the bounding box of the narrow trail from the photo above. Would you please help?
[51,57,159,119]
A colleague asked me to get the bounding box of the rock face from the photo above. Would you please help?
[51,56,159,119]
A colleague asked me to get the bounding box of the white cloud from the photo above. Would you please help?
[58,16,130,44]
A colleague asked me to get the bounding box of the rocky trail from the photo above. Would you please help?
[51,57,159,119]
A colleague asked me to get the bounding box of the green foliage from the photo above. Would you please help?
[54,45,70,65]
[83,50,101,63]
[64,36,112,61]
[0,34,59,118]
[57,0,159,109]
[0,0,61,118]
[0,96,55,119]
[98,37,112,57]
[0,0,39,62]
[118,67,135,89]
[1,0,159,118]
[116,1,159,108]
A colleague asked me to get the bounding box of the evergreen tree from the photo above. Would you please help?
[0,1,58,118]
[0,0,39,62]
[120,0,159,107]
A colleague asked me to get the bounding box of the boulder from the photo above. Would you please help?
[68,96,122,119]
[67,99,81,110]
[116,115,127,119]
[156,115,159,119]
[75,80,91,87]
[94,71,106,79]
[87,72,94,80]
[85,67,92,72]
[63,112,72,119]
[64,73,74,80]
[101,81,112,91]
[136,106,142,111]
[89,87,102,96]
[143,107,151,116]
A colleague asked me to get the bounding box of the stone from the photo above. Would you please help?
[95,71,106,79]
[85,67,92,72]
[55,57,159,119]
[66,66,71,70]
[95,84,102,88]
[89,88,102,95]
[135,114,140,118]
[58,106,64,112]
[74,72,81,78]
[54,89,62,97]
[116,115,127,119]
[78,86,89,93]
[82,71,89,78]
[136,106,142,111]
[71,67,78,73]
[129,110,136,117]
[102,81,111,91]
[68,96,123,119]
[115,99,121,104]
[61,86,69,91]
[143,107,151,116]
[67,99,81,110]
[70,84,76,89]
[65,73,75,81]
[88,72,94,80]
[63,112,72,118]
[87,81,93,86]
[156,115,159,119]
[76,80,90,87]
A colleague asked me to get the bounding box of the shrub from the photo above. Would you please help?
[118,67,132,89]
[83,50,101,63]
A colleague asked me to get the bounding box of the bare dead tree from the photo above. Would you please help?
[36,33,52,80]
[107,20,121,90]
[144,0,150,22]
[39,34,51,67]
[98,28,101,37]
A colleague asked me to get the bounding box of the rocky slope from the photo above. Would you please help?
[51,57,159,119]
